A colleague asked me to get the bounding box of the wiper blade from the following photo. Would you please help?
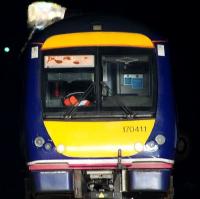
[115,96,136,119]
[101,81,136,118]
[63,82,95,119]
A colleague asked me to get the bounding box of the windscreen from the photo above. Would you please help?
[43,47,156,118]
[102,55,153,108]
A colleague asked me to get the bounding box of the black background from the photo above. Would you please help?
[0,0,199,198]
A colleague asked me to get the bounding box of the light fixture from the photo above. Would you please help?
[155,134,166,145]
[44,143,52,151]
[34,136,45,147]
[4,47,10,53]
[144,141,159,152]
[27,2,66,30]
[134,142,144,152]
[57,144,65,153]
[93,24,102,31]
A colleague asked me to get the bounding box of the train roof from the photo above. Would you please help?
[32,14,163,44]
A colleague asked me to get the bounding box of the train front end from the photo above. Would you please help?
[25,30,176,198]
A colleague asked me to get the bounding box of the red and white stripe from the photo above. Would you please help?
[28,158,174,171]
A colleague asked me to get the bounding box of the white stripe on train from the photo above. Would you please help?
[28,158,174,166]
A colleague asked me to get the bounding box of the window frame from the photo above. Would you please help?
[98,47,157,112]
[41,47,157,119]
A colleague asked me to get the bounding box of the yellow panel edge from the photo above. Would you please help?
[42,32,154,50]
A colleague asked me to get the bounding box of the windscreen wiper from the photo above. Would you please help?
[63,82,95,119]
[101,82,136,118]
[114,96,136,119]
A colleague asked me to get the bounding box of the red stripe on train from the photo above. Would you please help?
[29,162,173,171]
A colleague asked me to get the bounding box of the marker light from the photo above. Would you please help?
[28,2,66,30]
[34,136,45,147]
[44,143,52,151]
[134,142,144,152]
[155,134,166,145]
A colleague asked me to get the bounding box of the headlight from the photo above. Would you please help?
[34,136,45,147]
[144,141,159,152]
[134,142,144,152]
[57,144,65,153]
[155,134,166,145]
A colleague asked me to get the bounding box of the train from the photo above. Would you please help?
[23,8,177,199]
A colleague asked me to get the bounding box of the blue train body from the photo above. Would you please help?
[24,15,177,199]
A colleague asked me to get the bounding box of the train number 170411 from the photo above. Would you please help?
[123,126,147,133]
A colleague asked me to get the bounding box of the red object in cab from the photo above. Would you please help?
[64,96,79,106]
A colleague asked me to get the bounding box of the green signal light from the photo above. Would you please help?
[4,47,10,53]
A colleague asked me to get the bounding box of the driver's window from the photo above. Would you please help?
[46,70,94,108]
